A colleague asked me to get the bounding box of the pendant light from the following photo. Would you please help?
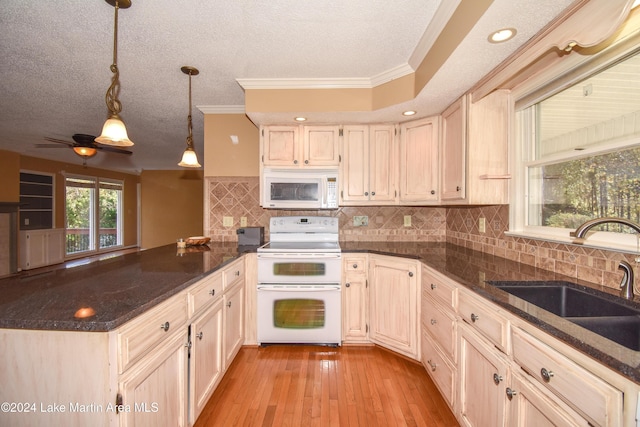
[178,66,202,168]
[95,0,134,147]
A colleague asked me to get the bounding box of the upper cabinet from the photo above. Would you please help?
[261,125,340,168]
[440,97,466,201]
[341,124,396,205]
[398,116,440,204]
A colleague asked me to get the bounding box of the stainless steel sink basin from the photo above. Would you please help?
[489,281,640,351]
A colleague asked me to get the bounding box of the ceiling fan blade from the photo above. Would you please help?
[35,143,69,148]
[43,137,73,146]
[97,145,133,155]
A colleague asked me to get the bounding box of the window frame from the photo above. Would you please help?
[508,46,640,254]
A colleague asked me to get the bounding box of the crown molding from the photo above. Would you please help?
[409,0,462,70]
[197,105,245,114]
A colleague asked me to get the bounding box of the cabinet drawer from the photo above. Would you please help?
[188,272,223,317]
[421,291,456,360]
[422,265,456,308]
[344,256,367,273]
[223,259,245,290]
[421,331,455,408]
[117,292,188,374]
[512,327,622,427]
[458,291,509,353]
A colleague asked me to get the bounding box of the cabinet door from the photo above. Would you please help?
[458,324,509,427]
[21,231,47,269]
[303,125,340,166]
[399,116,439,203]
[341,125,370,203]
[369,256,418,358]
[46,229,65,265]
[369,125,396,203]
[118,330,188,427]
[440,96,466,201]
[190,299,224,424]
[223,283,244,370]
[262,125,300,166]
[342,270,368,342]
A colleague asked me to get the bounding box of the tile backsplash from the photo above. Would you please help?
[205,177,638,291]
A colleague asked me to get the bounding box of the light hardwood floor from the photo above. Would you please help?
[194,345,459,427]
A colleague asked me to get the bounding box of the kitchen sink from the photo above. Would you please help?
[489,281,640,351]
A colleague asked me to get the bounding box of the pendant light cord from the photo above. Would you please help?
[104,0,122,116]
[186,71,194,149]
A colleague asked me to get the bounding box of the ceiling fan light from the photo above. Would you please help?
[178,146,201,168]
[73,146,98,158]
[95,115,134,147]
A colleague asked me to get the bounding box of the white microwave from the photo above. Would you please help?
[262,168,338,209]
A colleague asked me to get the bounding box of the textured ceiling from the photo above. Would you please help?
[0,0,576,173]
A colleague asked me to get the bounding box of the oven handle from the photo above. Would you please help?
[257,253,342,259]
[257,285,341,291]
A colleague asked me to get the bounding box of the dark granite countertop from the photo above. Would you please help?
[0,243,256,332]
[340,241,640,384]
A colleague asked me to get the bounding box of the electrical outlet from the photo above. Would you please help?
[479,217,486,233]
[404,215,412,227]
[240,217,247,227]
[223,216,233,227]
[353,216,368,227]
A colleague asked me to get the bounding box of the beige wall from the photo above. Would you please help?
[0,150,20,202]
[17,155,139,247]
[140,169,204,249]
[203,114,259,177]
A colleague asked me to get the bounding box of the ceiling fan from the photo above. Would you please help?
[38,134,133,165]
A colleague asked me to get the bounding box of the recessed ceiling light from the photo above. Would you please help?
[488,28,517,44]
[294,116,307,122]
[402,110,416,116]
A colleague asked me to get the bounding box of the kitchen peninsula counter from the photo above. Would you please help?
[0,243,254,332]
[341,241,640,384]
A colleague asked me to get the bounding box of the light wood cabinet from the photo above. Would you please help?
[368,255,419,359]
[458,323,510,427]
[341,125,396,204]
[189,299,224,424]
[19,228,64,270]
[261,125,340,167]
[342,255,368,342]
[398,116,440,204]
[223,282,244,370]
[440,96,466,201]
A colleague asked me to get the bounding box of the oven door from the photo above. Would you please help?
[256,284,341,345]
[257,253,342,284]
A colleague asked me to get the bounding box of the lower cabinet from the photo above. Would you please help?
[342,255,369,343]
[368,255,419,359]
[189,299,224,424]
[223,282,244,370]
[19,228,64,270]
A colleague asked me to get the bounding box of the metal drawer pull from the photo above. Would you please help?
[235,270,240,276]
[371,191,375,196]
[493,373,503,385]
[197,332,203,340]
[227,301,232,308]
[427,359,437,372]
[345,283,351,288]
[506,388,517,400]
[430,283,436,290]
[470,313,479,323]
[209,289,216,296]
[430,319,437,325]
[540,368,554,383]
[160,321,170,332]
[353,264,358,269]
[408,272,414,277]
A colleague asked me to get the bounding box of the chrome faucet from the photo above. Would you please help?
[570,217,640,300]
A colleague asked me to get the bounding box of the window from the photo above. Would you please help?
[65,175,123,255]
[513,50,640,252]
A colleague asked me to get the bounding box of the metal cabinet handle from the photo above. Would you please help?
[430,190,435,195]
[345,283,351,288]
[160,321,170,332]
[456,186,461,192]
[227,301,232,308]
[371,191,375,196]
[293,160,298,164]
[430,319,437,325]
[304,160,309,164]
[209,289,216,296]
[493,373,503,385]
[540,368,554,383]
[427,359,437,372]
[506,388,517,400]
[197,332,203,340]
[408,272,414,277]
[430,283,436,290]
[353,263,358,269]
[470,313,479,323]
[364,191,369,196]
[235,270,240,276]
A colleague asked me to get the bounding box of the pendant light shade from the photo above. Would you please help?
[178,66,201,168]
[96,0,134,147]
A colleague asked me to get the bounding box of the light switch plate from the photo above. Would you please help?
[223,216,233,227]
[404,215,411,227]
[479,217,486,233]
[240,217,247,227]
